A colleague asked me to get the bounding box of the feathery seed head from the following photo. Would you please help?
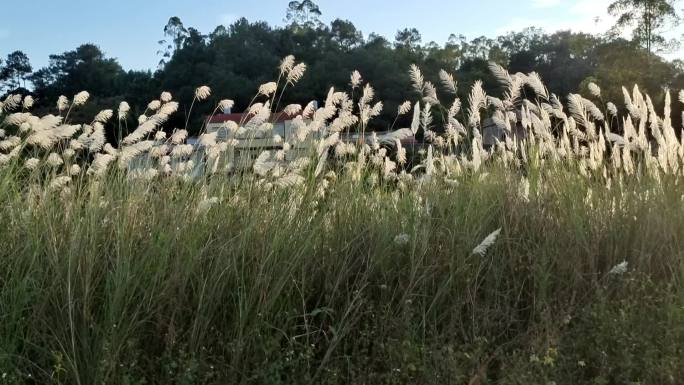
[258,82,278,96]
[195,86,211,101]
[57,96,69,111]
[73,91,90,106]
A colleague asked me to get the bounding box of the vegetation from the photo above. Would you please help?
[1,1,683,139]
[0,53,683,384]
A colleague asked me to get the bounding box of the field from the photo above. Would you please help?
[0,58,683,384]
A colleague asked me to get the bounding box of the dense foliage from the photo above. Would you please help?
[1,3,683,140]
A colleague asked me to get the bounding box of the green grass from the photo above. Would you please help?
[0,161,682,385]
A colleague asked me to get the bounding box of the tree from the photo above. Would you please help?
[0,51,32,91]
[157,17,189,68]
[395,28,422,51]
[285,0,323,29]
[30,44,126,101]
[331,19,363,50]
[607,0,681,56]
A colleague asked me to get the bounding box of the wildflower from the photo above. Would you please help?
[195,86,211,101]
[393,233,410,246]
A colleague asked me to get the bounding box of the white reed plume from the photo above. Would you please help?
[472,228,502,256]
[254,151,276,176]
[46,153,64,167]
[488,62,512,88]
[94,109,113,123]
[280,55,295,75]
[525,72,548,99]
[219,99,234,111]
[24,158,39,170]
[170,129,188,145]
[118,140,154,169]
[195,86,211,101]
[258,82,278,96]
[57,96,69,112]
[439,69,457,94]
[350,70,362,88]
[22,96,34,109]
[160,91,173,102]
[197,197,220,214]
[49,176,71,190]
[468,81,486,129]
[0,136,21,151]
[608,261,628,275]
[69,164,81,176]
[395,139,407,165]
[73,91,90,106]
[118,101,130,120]
[284,104,302,116]
[147,100,161,111]
[170,144,194,159]
[409,64,425,94]
[159,101,179,116]
[397,101,412,116]
[587,82,601,97]
[393,233,410,246]
[287,63,306,85]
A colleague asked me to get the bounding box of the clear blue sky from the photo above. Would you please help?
[1,0,681,71]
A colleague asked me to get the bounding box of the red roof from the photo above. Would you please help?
[208,112,296,124]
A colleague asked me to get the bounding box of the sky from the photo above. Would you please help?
[0,0,682,72]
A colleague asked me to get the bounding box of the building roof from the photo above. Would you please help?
[208,112,297,124]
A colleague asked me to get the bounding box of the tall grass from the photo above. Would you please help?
[0,59,683,384]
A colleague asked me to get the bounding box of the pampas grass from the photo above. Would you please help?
[0,56,683,385]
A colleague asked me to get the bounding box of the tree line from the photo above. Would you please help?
[1,0,683,139]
